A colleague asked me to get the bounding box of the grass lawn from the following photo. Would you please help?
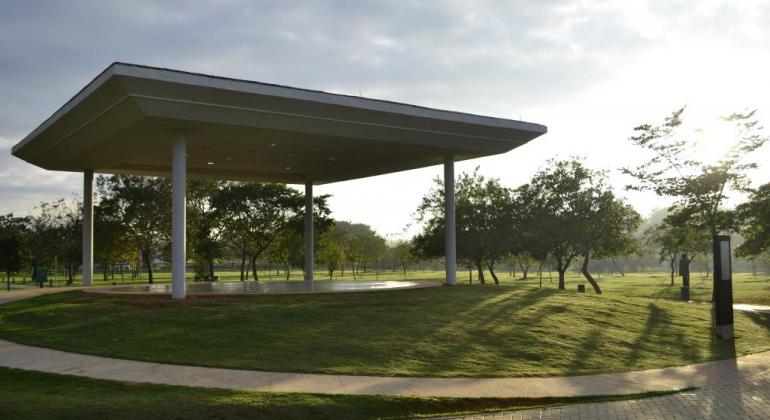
[5,268,768,305]
[1,285,769,377]
[0,367,680,420]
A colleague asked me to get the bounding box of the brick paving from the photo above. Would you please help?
[451,370,770,419]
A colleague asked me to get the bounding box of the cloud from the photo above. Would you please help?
[1,0,769,234]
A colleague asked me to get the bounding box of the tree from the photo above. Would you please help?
[413,169,514,284]
[94,202,135,280]
[318,226,344,279]
[0,214,30,290]
[510,185,551,283]
[98,176,171,284]
[518,160,588,290]
[391,240,414,276]
[622,108,767,237]
[187,179,223,280]
[335,221,387,278]
[646,209,710,285]
[211,182,330,281]
[28,199,82,285]
[516,159,640,293]
[736,182,770,259]
[574,189,641,294]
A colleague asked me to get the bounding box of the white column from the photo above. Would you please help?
[82,170,94,286]
[304,181,314,282]
[171,133,187,299]
[444,156,457,286]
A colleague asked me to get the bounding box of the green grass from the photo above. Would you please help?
[6,268,768,305]
[1,285,769,377]
[0,367,683,420]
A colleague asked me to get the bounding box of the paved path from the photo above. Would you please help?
[1,286,770,399]
[450,370,770,419]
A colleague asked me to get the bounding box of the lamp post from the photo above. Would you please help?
[712,235,734,340]
[679,253,690,301]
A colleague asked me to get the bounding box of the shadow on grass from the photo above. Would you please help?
[395,287,562,376]
[566,329,602,375]
[625,303,671,366]
[741,311,770,332]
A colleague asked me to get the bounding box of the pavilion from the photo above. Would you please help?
[12,63,547,299]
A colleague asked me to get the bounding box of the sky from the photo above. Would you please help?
[1,0,769,240]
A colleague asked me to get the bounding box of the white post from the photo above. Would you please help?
[444,156,457,286]
[304,181,314,282]
[171,133,187,299]
[82,170,94,286]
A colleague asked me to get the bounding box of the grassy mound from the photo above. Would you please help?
[1,286,769,377]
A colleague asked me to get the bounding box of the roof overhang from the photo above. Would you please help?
[12,63,547,184]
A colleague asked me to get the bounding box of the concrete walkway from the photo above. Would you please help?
[1,286,770,398]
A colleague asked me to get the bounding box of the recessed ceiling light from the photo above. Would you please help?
[270,143,277,147]
[328,157,336,161]
[207,161,215,165]
[284,166,292,170]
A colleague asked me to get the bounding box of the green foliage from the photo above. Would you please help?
[94,202,135,280]
[390,240,414,275]
[98,175,171,283]
[736,183,770,258]
[28,199,83,284]
[413,168,515,284]
[645,208,711,283]
[0,214,30,290]
[187,179,224,279]
[318,226,345,279]
[211,182,331,280]
[517,159,641,292]
[622,108,768,235]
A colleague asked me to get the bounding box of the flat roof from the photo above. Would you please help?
[12,62,547,184]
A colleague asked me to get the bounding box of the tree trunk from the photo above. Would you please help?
[475,257,485,284]
[251,255,259,281]
[208,259,215,280]
[556,258,566,290]
[557,268,566,289]
[487,261,499,285]
[141,249,154,284]
[538,261,543,288]
[670,254,677,286]
[285,264,290,281]
[468,259,472,284]
[580,251,601,294]
[6,271,10,291]
[240,251,247,281]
